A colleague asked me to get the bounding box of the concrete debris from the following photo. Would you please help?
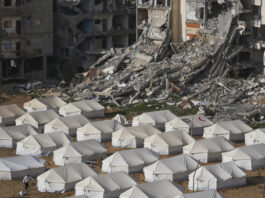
[54,0,265,124]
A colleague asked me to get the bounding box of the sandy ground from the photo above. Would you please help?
[0,140,264,198]
[0,94,264,198]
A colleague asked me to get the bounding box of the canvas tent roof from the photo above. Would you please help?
[205,120,252,135]
[75,171,136,192]
[222,144,265,161]
[189,162,246,182]
[144,154,198,175]
[46,115,90,130]
[53,140,107,158]
[77,120,122,136]
[113,125,161,140]
[133,110,177,125]
[38,163,97,183]
[0,124,38,141]
[184,190,226,198]
[0,104,25,119]
[60,100,104,114]
[183,136,234,154]
[0,155,45,172]
[24,96,66,111]
[112,114,128,125]
[120,180,183,198]
[18,132,71,149]
[179,115,214,128]
[103,148,159,169]
[145,131,194,147]
[16,110,59,126]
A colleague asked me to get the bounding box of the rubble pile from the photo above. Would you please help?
[55,1,265,123]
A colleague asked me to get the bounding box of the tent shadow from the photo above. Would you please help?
[247,176,265,186]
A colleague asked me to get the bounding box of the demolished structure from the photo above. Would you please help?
[60,0,265,123]
[55,0,136,71]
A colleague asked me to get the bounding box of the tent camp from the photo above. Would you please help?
[144,131,195,155]
[132,110,177,131]
[166,115,214,135]
[245,128,265,145]
[0,155,46,180]
[120,180,184,198]
[222,144,265,170]
[24,96,66,112]
[183,136,234,163]
[203,120,252,142]
[102,148,159,173]
[188,162,246,191]
[0,104,25,126]
[37,163,97,193]
[112,114,129,125]
[59,100,105,118]
[184,190,226,198]
[75,171,136,197]
[0,124,38,148]
[112,125,162,148]
[77,120,123,142]
[53,140,107,166]
[15,110,59,132]
[16,132,72,156]
[44,115,90,136]
[143,154,199,182]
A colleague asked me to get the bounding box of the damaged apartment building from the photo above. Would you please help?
[137,0,265,74]
[55,0,136,71]
[185,0,265,74]
[0,0,53,82]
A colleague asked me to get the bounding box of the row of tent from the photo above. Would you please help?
[0,99,257,145]
[0,152,249,193]
[0,96,104,126]
[69,190,225,198]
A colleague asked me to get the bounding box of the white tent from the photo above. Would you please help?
[75,171,136,197]
[245,128,265,145]
[68,196,89,198]
[112,125,162,148]
[0,104,25,126]
[184,190,226,198]
[188,162,246,191]
[102,148,159,173]
[0,155,46,180]
[24,96,66,112]
[112,114,129,125]
[37,163,97,193]
[203,120,252,141]
[53,140,107,166]
[0,124,38,148]
[77,120,123,142]
[144,131,195,155]
[222,144,265,170]
[15,110,59,132]
[44,115,90,136]
[166,115,214,135]
[16,132,72,156]
[183,136,234,163]
[59,100,105,118]
[132,110,177,131]
[143,154,199,182]
[120,180,184,198]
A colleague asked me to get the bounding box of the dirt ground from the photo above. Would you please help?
[0,93,264,198]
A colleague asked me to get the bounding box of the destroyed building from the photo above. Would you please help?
[0,0,54,82]
[55,0,136,71]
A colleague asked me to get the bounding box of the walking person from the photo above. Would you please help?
[22,174,32,192]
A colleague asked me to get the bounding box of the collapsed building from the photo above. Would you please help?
[60,0,265,122]
[0,0,54,82]
[55,0,136,71]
